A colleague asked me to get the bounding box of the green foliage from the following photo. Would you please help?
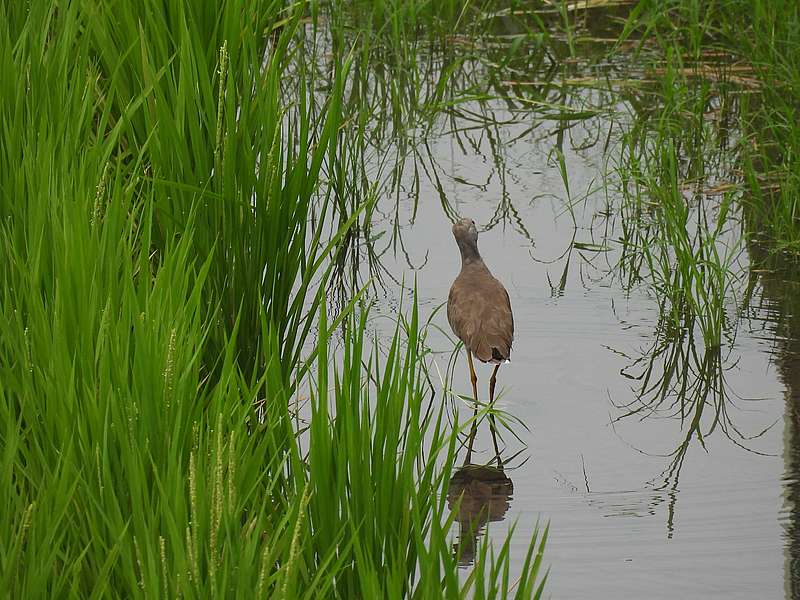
[606,0,800,349]
[0,1,546,597]
[616,115,741,349]
[615,0,800,255]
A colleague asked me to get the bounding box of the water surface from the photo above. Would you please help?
[315,11,799,597]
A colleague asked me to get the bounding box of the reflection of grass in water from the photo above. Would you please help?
[613,326,776,454]
[310,0,626,298]
[0,1,548,597]
[610,324,778,534]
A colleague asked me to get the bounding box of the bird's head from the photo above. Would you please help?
[452,218,481,264]
[452,217,478,246]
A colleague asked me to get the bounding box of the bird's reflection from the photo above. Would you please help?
[447,422,514,566]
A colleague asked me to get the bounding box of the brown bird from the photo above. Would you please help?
[447,218,514,461]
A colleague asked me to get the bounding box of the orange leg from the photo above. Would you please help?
[488,363,501,467]
[464,419,478,466]
[467,350,479,417]
[465,350,480,465]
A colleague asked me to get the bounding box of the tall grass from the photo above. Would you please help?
[615,129,741,349]
[0,1,546,597]
[614,0,800,255]
[604,0,787,350]
[593,0,796,532]
[79,0,357,379]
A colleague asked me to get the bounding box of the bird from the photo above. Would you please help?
[447,217,514,463]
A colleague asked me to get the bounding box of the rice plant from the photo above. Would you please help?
[0,1,547,597]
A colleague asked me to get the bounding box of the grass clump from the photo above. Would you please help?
[597,0,793,529]
[612,50,743,350]
[614,0,800,255]
[604,0,800,348]
[615,130,742,349]
[0,1,546,597]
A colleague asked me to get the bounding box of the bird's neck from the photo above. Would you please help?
[458,239,484,268]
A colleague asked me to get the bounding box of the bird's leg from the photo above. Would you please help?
[488,363,502,468]
[466,350,479,419]
[488,363,500,405]
[464,419,478,466]
[465,350,480,465]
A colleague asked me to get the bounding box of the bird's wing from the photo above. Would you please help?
[448,273,514,363]
[475,278,513,362]
[447,282,471,344]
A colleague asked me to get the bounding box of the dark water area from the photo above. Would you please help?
[751,250,800,598]
[311,8,800,597]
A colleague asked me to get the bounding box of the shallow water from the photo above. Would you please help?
[307,9,800,596]
[352,93,794,599]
